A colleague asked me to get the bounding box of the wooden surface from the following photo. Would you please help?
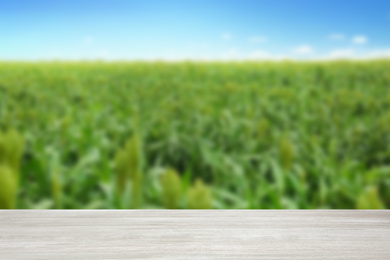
[0,210,389,259]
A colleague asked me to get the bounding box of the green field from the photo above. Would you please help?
[0,61,389,209]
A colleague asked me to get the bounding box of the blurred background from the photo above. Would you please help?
[0,0,389,209]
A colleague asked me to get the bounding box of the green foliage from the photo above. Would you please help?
[356,186,385,209]
[0,129,24,209]
[279,136,295,171]
[52,168,62,209]
[0,61,389,209]
[257,119,270,140]
[0,165,17,209]
[114,134,143,208]
[161,169,182,209]
[0,129,24,177]
[187,179,212,209]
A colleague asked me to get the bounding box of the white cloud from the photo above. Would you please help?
[329,33,345,41]
[319,48,390,60]
[130,47,390,61]
[222,33,232,41]
[352,35,368,44]
[293,45,314,55]
[356,49,390,59]
[249,36,267,43]
[17,42,390,61]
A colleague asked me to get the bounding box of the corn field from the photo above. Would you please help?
[0,61,389,209]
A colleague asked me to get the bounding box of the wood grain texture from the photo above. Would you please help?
[0,210,389,259]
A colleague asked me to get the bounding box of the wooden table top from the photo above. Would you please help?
[0,210,389,259]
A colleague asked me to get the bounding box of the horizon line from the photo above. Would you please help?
[1,58,390,63]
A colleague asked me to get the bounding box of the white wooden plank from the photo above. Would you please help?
[0,210,389,259]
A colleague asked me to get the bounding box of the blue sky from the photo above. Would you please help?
[1,0,390,60]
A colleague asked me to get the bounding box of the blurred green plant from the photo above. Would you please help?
[52,167,62,209]
[0,165,18,209]
[114,134,143,208]
[0,129,24,177]
[0,129,24,209]
[160,169,182,209]
[187,179,212,209]
[279,136,295,171]
[356,186,385,209]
